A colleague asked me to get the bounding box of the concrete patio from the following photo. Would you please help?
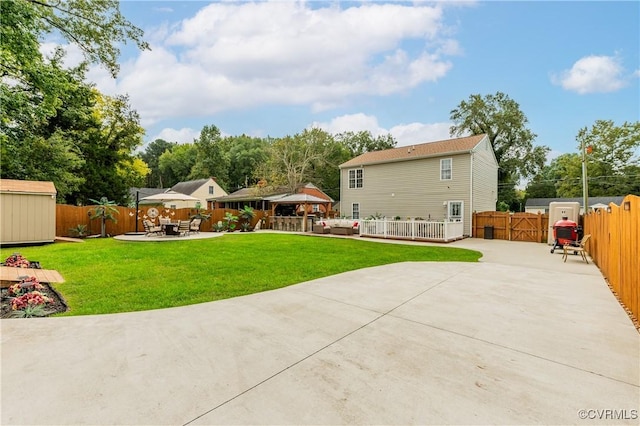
[1,238,638,425]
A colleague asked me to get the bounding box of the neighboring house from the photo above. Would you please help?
[213,183,334,216]
[129,187,167,204]
[525,197,625,215]
[170,178,228,209]
[339,134,498,237]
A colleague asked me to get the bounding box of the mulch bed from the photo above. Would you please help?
[1,283,68,319]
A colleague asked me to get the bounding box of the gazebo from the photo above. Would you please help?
[270,193,332,232]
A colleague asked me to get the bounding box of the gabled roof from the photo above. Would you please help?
[171,178,212,196]
[525,196,625,207]
[0,179,56,194]
[130,187,167,201]
[339,134,487,168]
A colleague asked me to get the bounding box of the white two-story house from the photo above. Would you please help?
[339,134,498,237]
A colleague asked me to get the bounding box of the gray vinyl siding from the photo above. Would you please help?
[341,153,473,233]
[471,137,499,213]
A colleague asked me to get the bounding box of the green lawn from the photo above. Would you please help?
[1,233,481,316]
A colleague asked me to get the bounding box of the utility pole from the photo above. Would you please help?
[581,138,588,214]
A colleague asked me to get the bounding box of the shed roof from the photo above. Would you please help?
[339,134,487,168]
[525,196,625,207]
[0,179,56,195]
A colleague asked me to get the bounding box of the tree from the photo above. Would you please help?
[576,120,640,196]
[450,92,549,207]
[1,62,91,202]
[529,120,640,199]
[258,128,333,194]
[140,139,177,188]
[335,131,397,157]
[227,135,269,191]
[1,0,148,133]
[1,0,149,202]
[68,93,146,205]
[524,165,558,199]
[190,125,230,189]
[88,196,119,238]
[158,143,197,187]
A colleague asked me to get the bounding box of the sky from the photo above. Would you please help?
[82,1,639,159]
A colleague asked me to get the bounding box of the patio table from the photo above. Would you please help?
[162,223,180,236]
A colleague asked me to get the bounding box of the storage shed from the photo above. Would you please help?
[0,179,57,245]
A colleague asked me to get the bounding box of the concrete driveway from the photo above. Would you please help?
[2,238,638,425]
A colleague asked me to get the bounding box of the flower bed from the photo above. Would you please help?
[2,253,41,269]
[0,254,67,318]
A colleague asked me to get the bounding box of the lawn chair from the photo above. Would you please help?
[189,218,201,234]
[177,220,190,236]
[563,234,591,263]
[143,219,163,237]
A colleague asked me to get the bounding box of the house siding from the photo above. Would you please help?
[471,136,498,213]
[341,153,473,234]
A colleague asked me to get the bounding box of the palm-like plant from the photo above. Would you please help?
[238,206,256,231]
[89,197,119,238]
[223,212,238,232]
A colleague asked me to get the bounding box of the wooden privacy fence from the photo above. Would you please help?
[584,195,639,325]
[56,205,268,237]
[472,211,549,243]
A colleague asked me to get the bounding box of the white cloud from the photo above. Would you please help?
[388,122,452,146]
[98,1,460,125]
[148,127,200,144]
[311,113,452,147]
[552,55,627,94]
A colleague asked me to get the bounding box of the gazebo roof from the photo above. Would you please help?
[271,193,331,204]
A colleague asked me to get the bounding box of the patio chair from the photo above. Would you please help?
[563,234,591,264]
[143,219,163,237]
[177,220,190,236]
[190,218,201,234]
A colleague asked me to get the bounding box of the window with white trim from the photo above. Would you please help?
[348,168,363,189]
[352,203,360,219]
[209,186,214,194]
[440,158,452,180]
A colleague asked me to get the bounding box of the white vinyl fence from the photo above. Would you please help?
[360,219,464,242]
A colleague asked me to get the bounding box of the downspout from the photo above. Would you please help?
[469,151,473,237]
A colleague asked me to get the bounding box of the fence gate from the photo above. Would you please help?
[473,211,548,243]
[510,213,543,242]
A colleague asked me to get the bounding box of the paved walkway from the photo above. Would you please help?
[1,238,638,425]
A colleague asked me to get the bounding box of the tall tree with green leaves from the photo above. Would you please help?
[1,0,149,202]
[257,128,333,194]
[67,93,146,205]
[158,143,198,188]
[450,92,549,209]
[524,164,558,199]
[335,130,397,157]
[139,139,177,188]
[227,135,269,191]
[190,125,230,189]
[576,120,640,197]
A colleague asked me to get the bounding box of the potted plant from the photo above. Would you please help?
[89,197,119,238]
